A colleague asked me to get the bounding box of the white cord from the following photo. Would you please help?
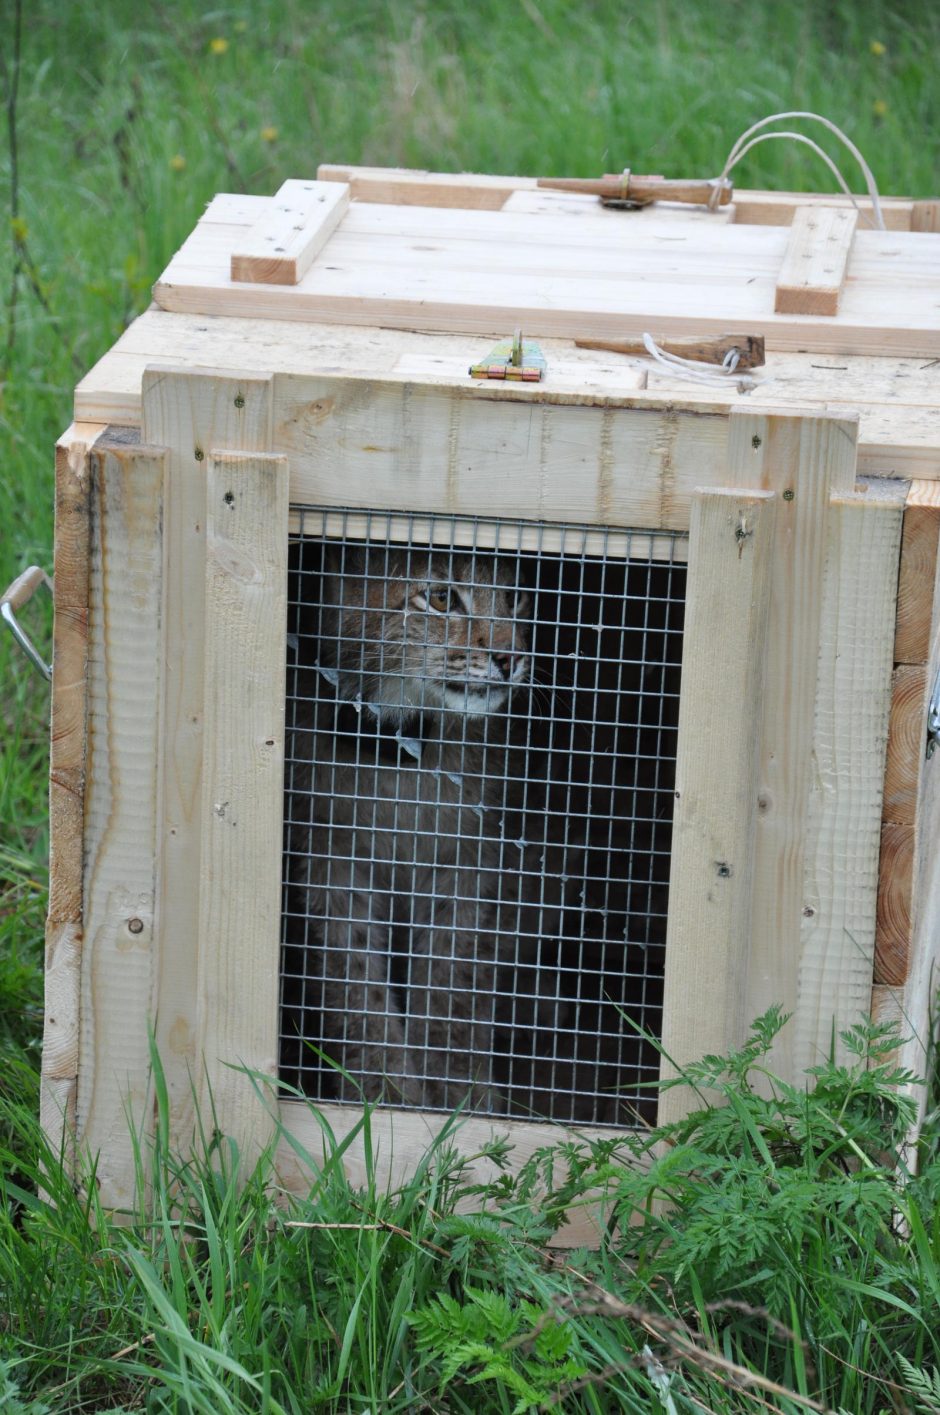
[709,110,886,230]
[642,333,759,394]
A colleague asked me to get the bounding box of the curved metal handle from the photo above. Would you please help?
[1,565,54,680]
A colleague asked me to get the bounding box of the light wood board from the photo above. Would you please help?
[196,452,288,1169]
[658,487,776,1121]
[152,190,940,357]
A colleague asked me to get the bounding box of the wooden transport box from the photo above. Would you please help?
[41,167,940,1241]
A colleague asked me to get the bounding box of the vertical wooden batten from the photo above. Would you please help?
[196,452,288,1168]
[658,487,776,1124]
[42,423,108,1165]
[76,443,167,1208]
[795,486,904,1073]
[141,368,275,1156]
[729,410,858,1080]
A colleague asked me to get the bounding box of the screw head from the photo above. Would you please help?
[783,488,795,502]
[194,447,205,462]
[234,394,245,408]
[751,434,762,449]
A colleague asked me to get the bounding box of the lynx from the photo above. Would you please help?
[285,544,531,1111]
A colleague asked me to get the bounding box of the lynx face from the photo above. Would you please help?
[320,548,531,725]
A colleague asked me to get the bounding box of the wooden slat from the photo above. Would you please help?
[882,664,928,825]
[141,369,275,1152]
[42,422,107,1164]
[794,489,903,1072]
[911,200,940,233]
[774,206,858,316]
[730,410,857,1081]
[317,163,526,209]
[875,821,915,985]
[316,165,918,229]
[658,488,776,1123]
[197,453,288,1168]
[276,1100,623,1248]
[894,481,940,664]
[231,179,350,285]
[77,443,166,1209]
[152,199,940,358]
[272,372,725,532]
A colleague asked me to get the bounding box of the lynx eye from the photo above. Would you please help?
[428,586,451,613]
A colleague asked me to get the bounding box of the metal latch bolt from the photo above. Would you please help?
[469,329,546,382]
[2,565,54,680]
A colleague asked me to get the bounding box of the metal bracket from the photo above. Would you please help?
[469,329,547,382]
[927,662,940,759]
[2,565,54,681]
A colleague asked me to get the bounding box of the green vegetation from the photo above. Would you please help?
[2,2,939,1409]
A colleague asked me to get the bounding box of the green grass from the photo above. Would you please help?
[2,2,940,1410]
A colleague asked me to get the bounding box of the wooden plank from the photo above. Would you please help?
[272,372,726,532]
[141,369,275,1153]
[883,664,928,825]
[911,200,940,233]
[895,481,940,664]
[730,410,857,1081]
[42,422,107,1165]
[658,488,776,1123]
[276,1099,623,1248]
[317,163,527,209]
[77,443,166,1210]
[72,309,940,485]
[197,453,288,1168]
[152,200,940,357]
[875,821,915,985]
[231,179,350,285]
[775,206,858,316]
[316,165,917,229]
[794,490,903,1073]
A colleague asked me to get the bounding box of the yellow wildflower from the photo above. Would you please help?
[872,98,888,117]
[869,39,887,56]
[261,125,279,143]
[170,154,187,171]
[11,216,28,242]
[209,36,229,55]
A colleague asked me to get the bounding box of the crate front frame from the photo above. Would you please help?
[45,368,925,1237]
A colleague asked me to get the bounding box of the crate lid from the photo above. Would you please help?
[154,171,938,359]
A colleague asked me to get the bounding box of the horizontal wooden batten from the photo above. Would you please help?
[317,164,921,230]
[231,179,350,285]
[774,206,858,316]
[275,1099,621,1248]
[271,370,757,532]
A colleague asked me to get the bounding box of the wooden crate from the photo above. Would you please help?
[44,168,940,1242]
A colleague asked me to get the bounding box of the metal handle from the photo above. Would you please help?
[1,565,54,681]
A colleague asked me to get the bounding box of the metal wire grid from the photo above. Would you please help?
[280,508,687,1126]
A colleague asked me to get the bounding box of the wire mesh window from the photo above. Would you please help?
[280,508,687,1126]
